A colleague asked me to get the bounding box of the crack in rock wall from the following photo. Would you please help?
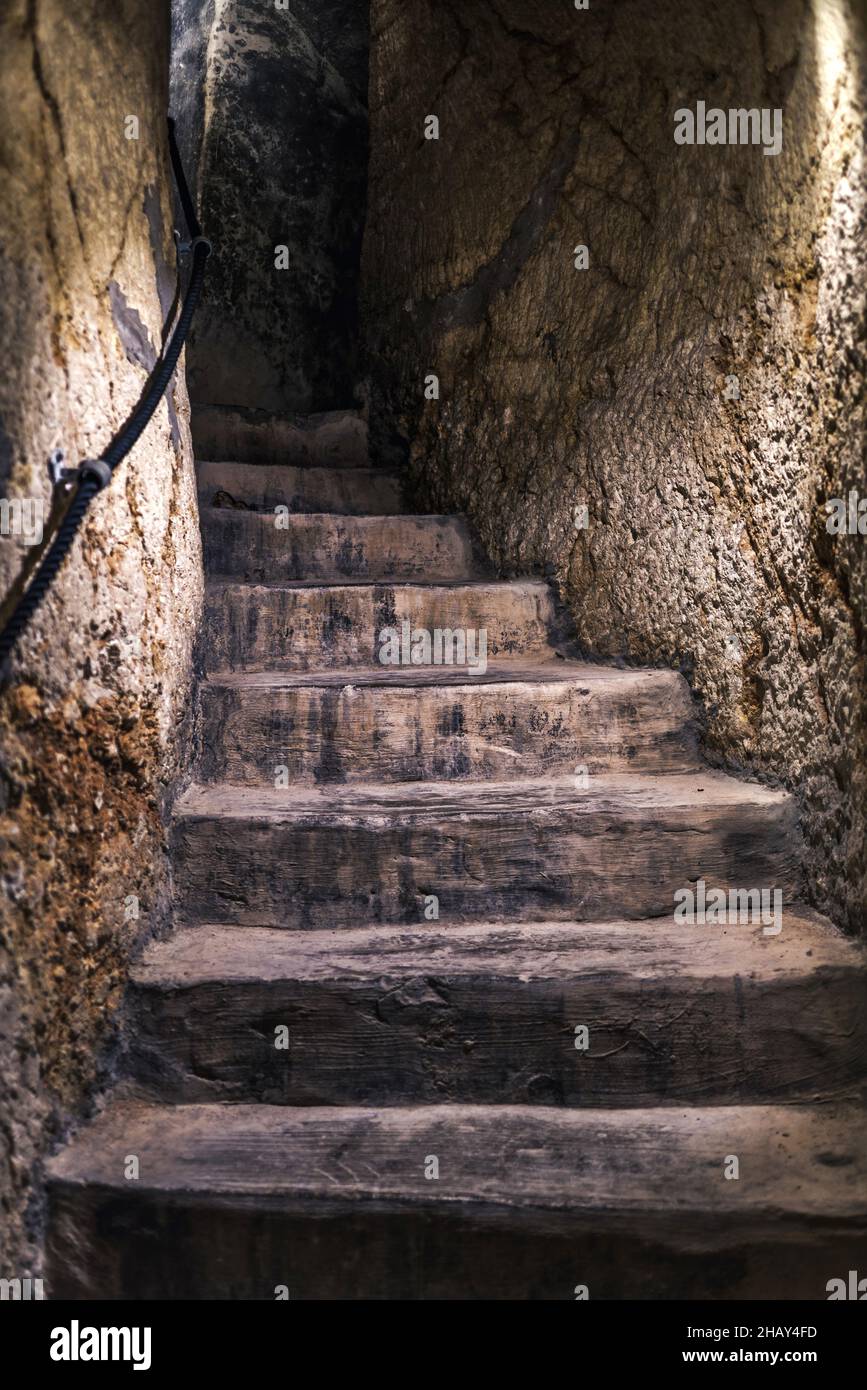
[363,0,867,934]
[0,0,203,1274]
[171,0,369,414]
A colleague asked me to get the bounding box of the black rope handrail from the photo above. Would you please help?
[0,117,211,668]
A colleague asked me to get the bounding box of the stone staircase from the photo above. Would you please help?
[46,409,867,1300]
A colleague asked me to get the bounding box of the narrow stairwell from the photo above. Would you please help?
[46,410,867,1300]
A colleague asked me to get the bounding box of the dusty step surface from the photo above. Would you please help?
[201,510,490,584]
[172,770,801,928]
[46,1100,867,1298]
[198,461,405,516]
[199,662,700,784]
[203,579,561,672]
[191,405,369,468]
[125,911,867,1108]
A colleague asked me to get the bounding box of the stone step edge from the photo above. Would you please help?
[46,1100,867,1234]
[130,909,864,987]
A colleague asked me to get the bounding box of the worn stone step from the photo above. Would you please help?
[46,1100,867,1298]
[172,770,801,928]
[203,579,561,672]
[199,663,700,784]
[198,461,405,516]
[126,911,867,1108]
[191,404,369,467]
[201,511,489,584]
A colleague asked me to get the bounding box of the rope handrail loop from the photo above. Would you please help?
[0,116,210,669]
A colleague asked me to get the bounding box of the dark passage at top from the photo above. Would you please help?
[170,0,369,415]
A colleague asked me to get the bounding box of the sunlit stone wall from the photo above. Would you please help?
[364,0,867,933]
[0,0,202,1274]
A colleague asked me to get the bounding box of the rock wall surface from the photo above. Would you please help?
[0,0,202,1274]
[171,0,369,414]
[363,0,867,933]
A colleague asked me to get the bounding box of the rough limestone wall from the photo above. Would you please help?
[0,0,202,1274]
[172,0,369,414]
[363,0,867,933]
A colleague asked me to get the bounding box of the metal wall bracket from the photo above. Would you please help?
[48,450,112,492]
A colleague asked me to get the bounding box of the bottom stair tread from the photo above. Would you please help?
[49,1099,867,1226]
[47,1101,867,1297]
